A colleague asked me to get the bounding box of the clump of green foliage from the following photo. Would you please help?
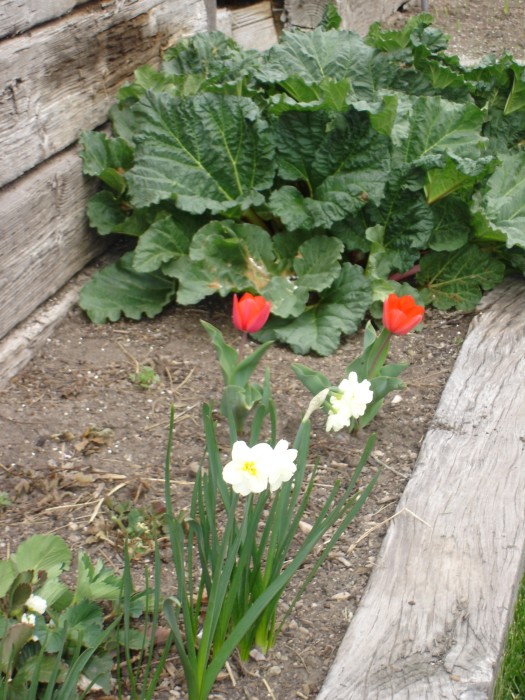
[0,534,155,697]
[79,12,525,355]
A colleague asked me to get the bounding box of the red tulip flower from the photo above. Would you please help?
[232,293,271,334]
[382,293,424,335]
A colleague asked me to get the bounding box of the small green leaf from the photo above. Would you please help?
[79,252,176,323]
[262,276,309,318]
[10,654,68,686]
[0,560,17,598]
[13,534,72,581]
[200,321,239,383]
[189,220,275,292]
[291,364,331,395]
[166,257,223,305]
[59,601,104,647]
[393,95,486,167]
[86,191,126,235]
[504,64,525,115]
[9,579,32,610]
[79,131,133,177]
[1,623,34,674]
[416,244,506,310]
[75,554,122,603]
[293,236,344,292]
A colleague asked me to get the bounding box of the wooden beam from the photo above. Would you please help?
[283,0,400,34]
[0,146,106,340]
[0,0,208,188]
[317,278,525,699]
[229,2,279,50]
[0,1,90,39]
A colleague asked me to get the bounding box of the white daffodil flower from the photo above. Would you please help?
[26,594,47,615]
[326,371,373,433]
[222,441,273,496]
[267,440,298,492]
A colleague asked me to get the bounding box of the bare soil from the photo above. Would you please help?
[1,2,524,698]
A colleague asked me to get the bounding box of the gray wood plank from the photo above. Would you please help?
[317,278,525,700]
[0,1,90,39]
[283,0,399,34]
[230,2,279,50]
[0,0,209,188]
[0,147,106,340]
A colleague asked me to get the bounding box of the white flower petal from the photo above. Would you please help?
[26,594,47,615]
[325,372,374,432]
[222,441,273,496]
[267,440,298,492]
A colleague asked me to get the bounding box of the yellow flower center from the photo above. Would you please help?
[242,460,257,476]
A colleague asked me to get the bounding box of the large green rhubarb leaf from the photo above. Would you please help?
[263,235,344,317]
[126,92,276,213]
[473,151,525,250]
[257,27,377,100]
[269,109,389,230]
[369,185,435,272]
[79,252,176,323]
[165,220,275,305]
[416,244,505,310]
[392,95,486,170]
[162,31,258,87]
[260,263,371,355]
[133,215,192,272]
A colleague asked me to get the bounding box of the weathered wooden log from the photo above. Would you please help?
[0,0,210,341]
[227,1,279,50]
[0,0,209,188]
[317,278,525,699]
[0,146,105,340]
[283,0,401,34]
[0,0,89,39]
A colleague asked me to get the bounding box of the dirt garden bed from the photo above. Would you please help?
[1,1,524,698]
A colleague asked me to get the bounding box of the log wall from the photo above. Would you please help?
[0,0,211,342]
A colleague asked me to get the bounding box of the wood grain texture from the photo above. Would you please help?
[283,0,399,33]
[0,0,209,188]
[0,0,90,39]
[0,266,93,388]
[0,146,106,340]
[230,1,279,50]
[317,279,525,700]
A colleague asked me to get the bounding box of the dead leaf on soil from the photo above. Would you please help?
[74,426,114,455]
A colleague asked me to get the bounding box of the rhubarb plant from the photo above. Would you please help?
[79,12,525,354]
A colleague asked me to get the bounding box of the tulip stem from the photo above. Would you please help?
[238,331,248,363]
[367,328,392,379]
